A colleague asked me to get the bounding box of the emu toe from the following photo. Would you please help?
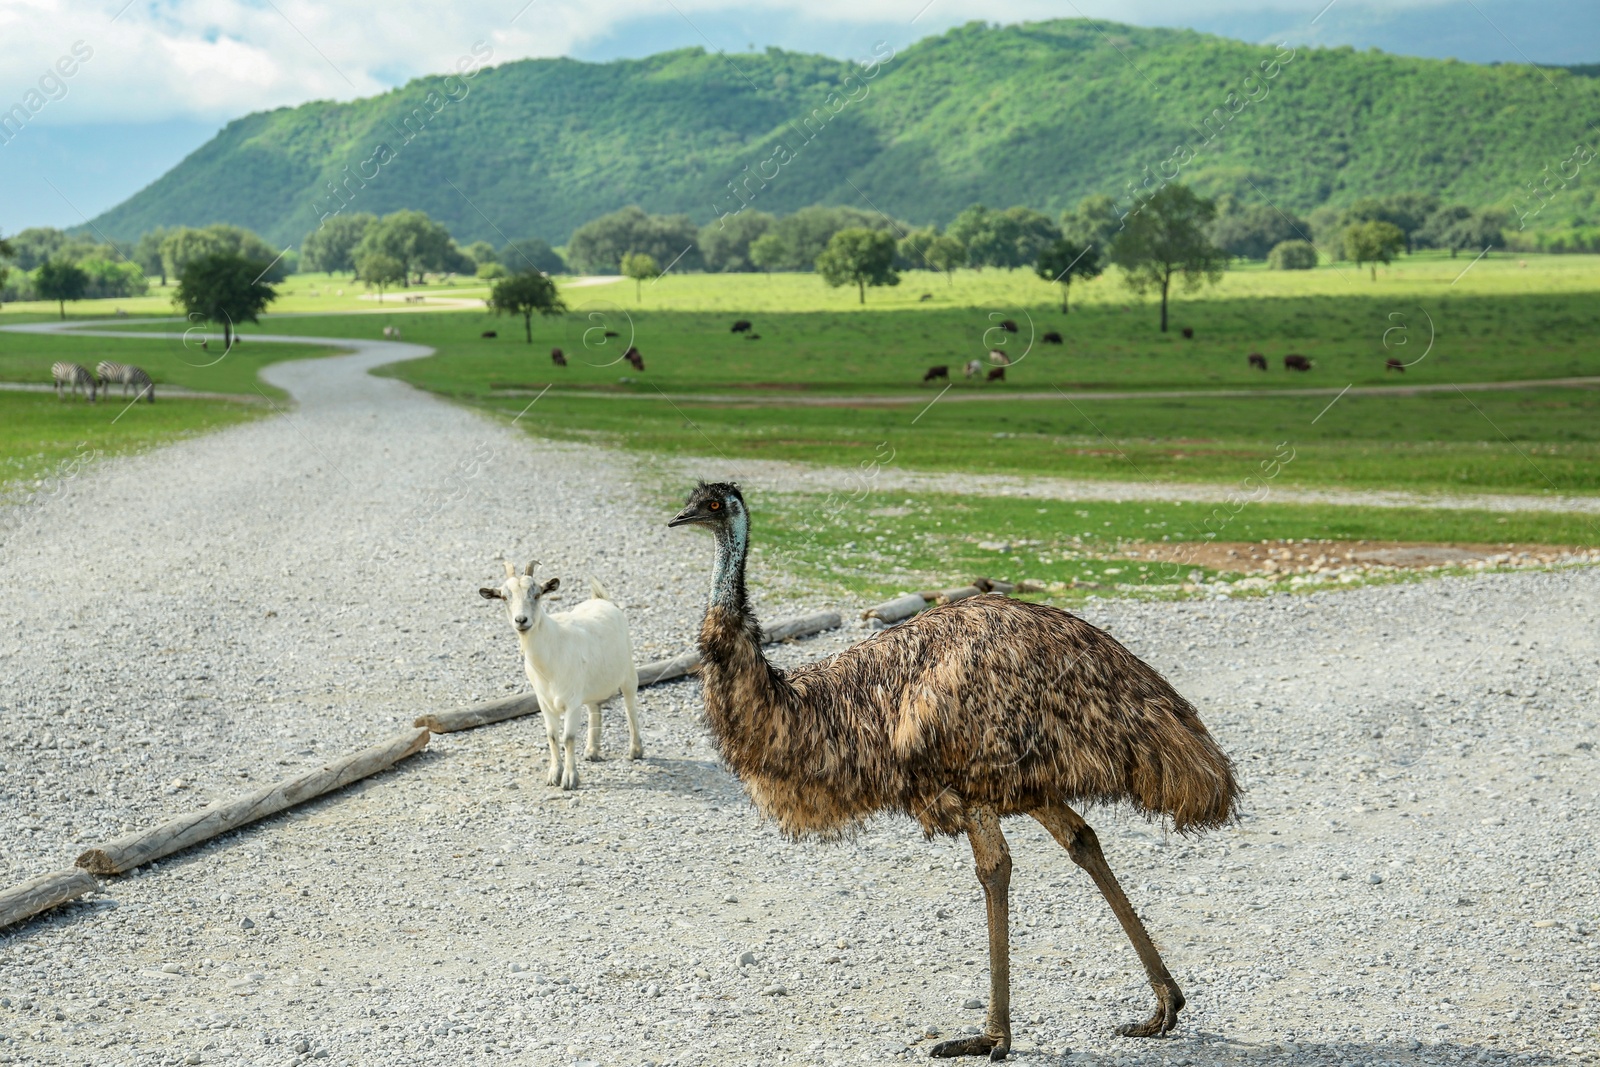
[1115,986,1183,1038]
[929,1033,1008,1060]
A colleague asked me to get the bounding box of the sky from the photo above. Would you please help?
[2,0,1597,232]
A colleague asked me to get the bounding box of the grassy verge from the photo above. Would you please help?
[745,489,1599,605]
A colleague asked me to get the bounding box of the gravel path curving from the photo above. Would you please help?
[1,328,1596,1067]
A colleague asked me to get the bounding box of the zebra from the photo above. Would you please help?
[51,362,98,403]
[95,361,155,403]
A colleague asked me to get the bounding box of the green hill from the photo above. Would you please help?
[87,19,1600,249]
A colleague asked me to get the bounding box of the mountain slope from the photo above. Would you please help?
[86,19,1600,249]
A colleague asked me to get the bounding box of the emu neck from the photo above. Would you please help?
[709,512,750,616]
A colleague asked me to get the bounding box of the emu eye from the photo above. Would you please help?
[709,501,722,511]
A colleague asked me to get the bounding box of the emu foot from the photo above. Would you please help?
[1115,985,1184,1038]
[929,1032,1008,1061]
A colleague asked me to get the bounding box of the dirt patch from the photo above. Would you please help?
[1120,539,1594,576]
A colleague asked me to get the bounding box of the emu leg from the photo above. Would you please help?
[931,807,1012,1061]
[1032,801,1184,1038]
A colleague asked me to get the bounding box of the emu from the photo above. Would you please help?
[1247,353,1267,370]
[1386,358,1405,373]
[923,365,949,383]
[52,362,97,402]
[669,484,1237,1058]
[551,347,568,367]
[1042,331,1063,344]
[731,320,753,333]
[95,361,154,403]
[963,359,984,379]
[1284,354,1312,372]
[986,366,1006,382]
[479,562,643,790]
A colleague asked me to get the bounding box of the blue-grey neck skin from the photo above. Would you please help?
[710,506,750,614]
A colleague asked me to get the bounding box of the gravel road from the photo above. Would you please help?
[1,328,1596,1067]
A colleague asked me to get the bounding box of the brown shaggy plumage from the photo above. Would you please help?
[670,482,1239,1058]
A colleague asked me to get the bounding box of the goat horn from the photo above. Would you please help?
[502,560,516,579]
[524,559,539,576]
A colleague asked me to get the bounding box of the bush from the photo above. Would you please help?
[476,262,508,280]
[1267,240,1319,270]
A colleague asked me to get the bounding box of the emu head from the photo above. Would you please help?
[667,481,745,532]
[478,560,559,634]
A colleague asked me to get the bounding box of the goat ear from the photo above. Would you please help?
[540,577,560,595]
[479,587,505,601]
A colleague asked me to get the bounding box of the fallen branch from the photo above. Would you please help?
[636,650,701,687]
[0,867,98,932]
[762,610,842,643]
[415,693,538,734]
[76,727,430,876]
[861,593,930,623]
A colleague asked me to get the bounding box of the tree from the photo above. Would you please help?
[815,228,899,304]
[760,205,892,271]
[1110,184,1227,333]
[500,236,566,275]
[1342,220,1406,279]
[355,210,455,285]
[463,241,498,268]
[748,233,786,275]
[35,260,88,319]
[1345,192,1439,253]
[1267,240,1319,270]
[161,224,289,283]
[301,213,376,275]
[1415,206,1506,257]
[621,251,660,302]
[476,261,508,280]
[355,250,405,300]
[173,253,277,349]
[1061,194,1124,253]
[1208,196,1311,260]
[924,234,967,285]
[133,227,170,285]
[489,271,566,342]
[565,206,700,275]
[698,210,775,273]
[1035,239,1102,313]
[0,232,12,303]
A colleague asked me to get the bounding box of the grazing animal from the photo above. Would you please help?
[746,333,761,340]
[1284,354,1312,372]
[986,366,1006,382]
[479,561,643,790]
[51,362,98,403]
[668,483,1237,1058]
[481,330,498,339]
[964,359,984,379]
[920,292,934,302]
[988,349,1011,367]
[1041,331,1063,344]
[1247,353,1267,371]
[604,330,620,338]
[998,319,1019,333]
[551,347,567,367]
[382,325,402,340]
[923,365,950,383]
[624,346,645,371]
[1385,358,1405,373]
[1180,327,1194,339]
[95,361,155,403]
[731,320,753,333]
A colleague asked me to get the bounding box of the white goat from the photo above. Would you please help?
[479,561,642,790]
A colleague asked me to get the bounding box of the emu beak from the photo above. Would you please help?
[667,506,699,528]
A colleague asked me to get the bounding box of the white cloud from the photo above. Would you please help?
[0,0,1472,127]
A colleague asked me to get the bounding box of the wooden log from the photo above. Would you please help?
[0,867,97,932]
[415,693,539,733]
[934,585,984,605]
[75,727,430,876]
[971,578,1016,594]
[636,650,700,686]
[761,610,841,643]
[1014,580,1047,594]
[861,592,930,623]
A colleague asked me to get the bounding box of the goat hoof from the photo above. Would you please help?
[584,751,603,763]
[628,747,643,761]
